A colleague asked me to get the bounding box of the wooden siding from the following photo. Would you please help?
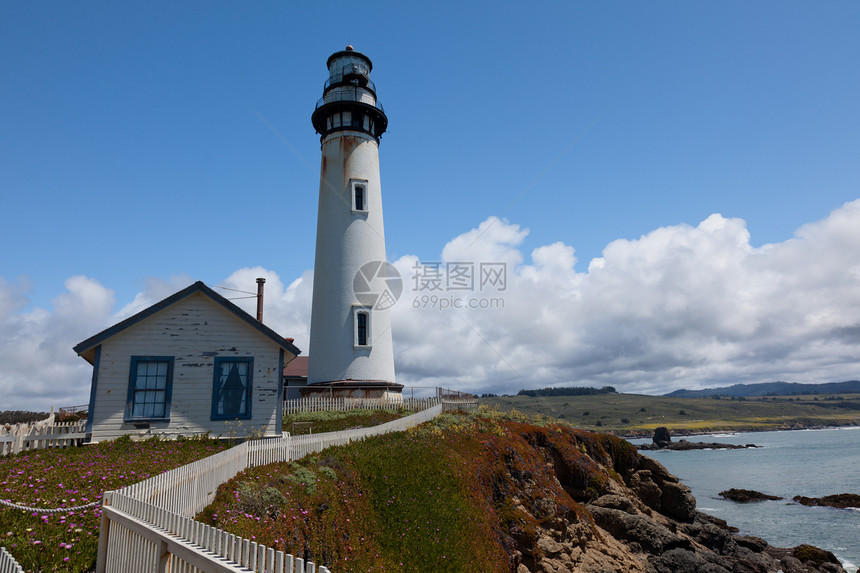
[90,292,289,442]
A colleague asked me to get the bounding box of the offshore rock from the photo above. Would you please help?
[719,488,785,503]
[793,493,860,509]
[652,426,672,448]
[639,427,759,450]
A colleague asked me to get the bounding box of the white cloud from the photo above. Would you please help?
[0,276,115,411]
[2,200,860,410]
[218,267,313,350]
[393,201,860,395]
[114,274,194,320]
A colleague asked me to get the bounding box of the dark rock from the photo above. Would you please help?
[630,469,664,512]
[734,535,769,552]
[653,426,672,447]
[587,505,691,554]
[792,544,843,568]
[639,439,759,451]
[679,514,737,555]
[719,488,784,503]
[660,480,697,522]
[590,493,638,514]
[650,547,732,573]
[793,493,860,509]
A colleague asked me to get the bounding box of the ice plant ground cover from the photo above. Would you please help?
[0,434,232,572]
[199,408,637,572]
[281,409,407,434]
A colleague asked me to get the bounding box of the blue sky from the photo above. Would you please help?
[2,2,860,409]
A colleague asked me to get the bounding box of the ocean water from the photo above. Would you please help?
[629,427,860,572]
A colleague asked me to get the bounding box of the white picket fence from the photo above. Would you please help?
[97,403,444,573]
[0,546,24,573]
[0,420,87,457]
[283,395,440,416]
[442,398,480,412]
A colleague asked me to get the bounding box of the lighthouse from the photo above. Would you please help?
[305,46,402,398]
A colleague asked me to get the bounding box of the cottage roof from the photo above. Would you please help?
[283,355,309,378]
[73,281,302,364]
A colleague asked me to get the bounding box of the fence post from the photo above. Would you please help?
[157,539,170,573]
[14,426,24,456]
[96,492,111,573]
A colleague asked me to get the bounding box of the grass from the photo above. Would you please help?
[481,393,860,435]
[282,409,407,435]
[200,407,639,572]
[202,414,504,571]
[0,435,232,572]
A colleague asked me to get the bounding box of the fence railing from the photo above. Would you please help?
[283,395,440,416]
[97,403,444,573]
[0,420,87,457]
[442,398,480,413]
[99,492,324,573]
[0,545,24,573]
[58,404,88,421]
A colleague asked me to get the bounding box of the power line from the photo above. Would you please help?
[207,284,257,296]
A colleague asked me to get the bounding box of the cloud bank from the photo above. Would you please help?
[2,200,859,410]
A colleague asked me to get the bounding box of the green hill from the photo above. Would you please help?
[481,392,860,435]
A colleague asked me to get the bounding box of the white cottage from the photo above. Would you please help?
[74,281,301,443]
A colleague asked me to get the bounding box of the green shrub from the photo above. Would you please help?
[287,465,318,494]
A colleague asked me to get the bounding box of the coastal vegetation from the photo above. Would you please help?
[0,435,232,572]
[2,404,851,571]
[199,408,641,571]
[281,408,407,435]
[200,408,843,572]
[481,392,860,435]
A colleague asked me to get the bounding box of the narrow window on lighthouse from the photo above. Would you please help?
[357,312,368,345]
[351,179,368,213]
[353,306,371,348]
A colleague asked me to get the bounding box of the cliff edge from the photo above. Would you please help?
[202,411,845,572]
[487,421,843,573]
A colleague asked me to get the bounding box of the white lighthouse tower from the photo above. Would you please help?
[305,46,402,398]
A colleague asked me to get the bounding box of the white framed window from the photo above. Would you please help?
[126,356,174,421]
[350,179,369,213]
[353,305,372,348]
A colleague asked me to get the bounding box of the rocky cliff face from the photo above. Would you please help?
[486,423,844,573]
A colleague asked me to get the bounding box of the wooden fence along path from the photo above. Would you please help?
[0,420,87,457]
[97,403,444,573]
[0,546,24,573]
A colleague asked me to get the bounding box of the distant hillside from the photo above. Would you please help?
[665,380,860,398]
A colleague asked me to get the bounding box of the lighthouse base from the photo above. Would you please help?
[299,380,404,400]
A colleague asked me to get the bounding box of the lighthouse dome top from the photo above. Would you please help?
[313,46,387,142]
[327,46,373,73]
